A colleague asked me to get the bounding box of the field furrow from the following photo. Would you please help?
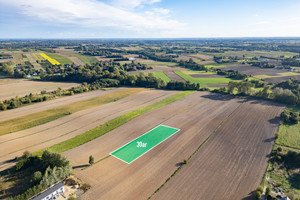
[68,92,243,200]
[151,100,284,200]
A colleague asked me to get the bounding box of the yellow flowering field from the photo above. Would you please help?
[39,53,61,65]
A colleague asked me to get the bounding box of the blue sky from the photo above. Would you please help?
[0,0,299,38]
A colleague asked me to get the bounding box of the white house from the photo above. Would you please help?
[31,182,65,200]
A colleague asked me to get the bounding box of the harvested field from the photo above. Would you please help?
[264,75,300,84]
[64,92,245,200]
[151,100,284,200]
[220,64,289,76]
[164,71,186,82]
[0,79,79,101]
[0,88,123,122]
[0,89,178,170]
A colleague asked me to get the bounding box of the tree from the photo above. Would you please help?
[280,110,290,123]
[89,155,94,165]
[31,171,42,185]
[265,186,271,196]
[255,191,262,200]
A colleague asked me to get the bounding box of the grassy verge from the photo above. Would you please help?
[0,88,145,136]
[67,53,98,65]
[276,106,300,149]
[175,71,232,87]
[34,91,195,155]
[152,71,171,82]
[45,53,73,65]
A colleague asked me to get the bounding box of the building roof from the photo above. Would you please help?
[31,182,64,200]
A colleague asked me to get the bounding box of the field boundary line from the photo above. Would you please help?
[147,99,246,199]
[110,124,180,164]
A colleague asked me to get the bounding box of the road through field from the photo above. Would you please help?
[66,92,243,200]
[151,100,284,200]
[0,89,178,170]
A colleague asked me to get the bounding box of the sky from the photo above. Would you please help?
[0,0,299,38]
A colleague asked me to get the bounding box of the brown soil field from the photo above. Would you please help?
[65,92,245,200]
[220,64,289,76]
[175,54,215,65]
[25,53,43,70]
[164,71,186,82]
[152,100,284,200]
[0,88,123,122]
[56,53,85,66]
[0,79,79,101]
[0,89,178,170]
[264,75,300,84]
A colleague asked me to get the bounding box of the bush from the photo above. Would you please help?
[31,171,42,185]
[89,155,94,165]
[257,186,264,193]
[183,159,188,164]
[255,191,262,199]
[266,186,271,196]
[79,183,91,192]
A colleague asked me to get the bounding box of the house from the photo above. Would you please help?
[31,182,65,200]
[128,57,135,61]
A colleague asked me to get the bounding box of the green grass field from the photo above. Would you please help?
[152,71,171,82]
[0,88,145,136]
[45,53,73,65]
[175,71,232,87]
[67,53,98,65]
[111,125,179,164]
[276,106,300,149]
[34,91,195,155]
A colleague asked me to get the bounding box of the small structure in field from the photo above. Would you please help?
[31,182,65,200]
[128,57,135,61]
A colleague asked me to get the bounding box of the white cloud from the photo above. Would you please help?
[0,0,183,34]
[112,0,161,9]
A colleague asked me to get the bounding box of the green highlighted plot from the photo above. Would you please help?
[110,125,180,164]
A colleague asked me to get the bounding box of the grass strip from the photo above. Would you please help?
[34,91,195,155]
[67,53,98,65]
[0,88,145,136]
[152,71,171,83]
[45,53,73,65]
[175,71,232,87]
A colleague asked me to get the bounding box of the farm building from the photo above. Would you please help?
[30,182,65,200]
